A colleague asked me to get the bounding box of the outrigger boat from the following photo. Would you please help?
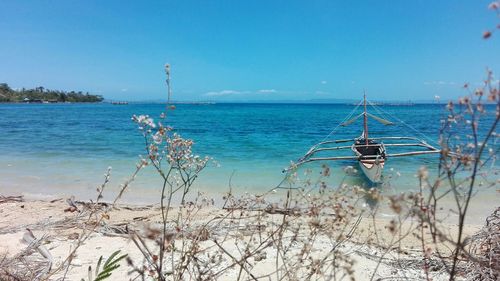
[287,94,441,183]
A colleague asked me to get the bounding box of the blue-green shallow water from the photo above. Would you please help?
[0,103,496,204]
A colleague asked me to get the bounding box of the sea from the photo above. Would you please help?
[0,103,497,207]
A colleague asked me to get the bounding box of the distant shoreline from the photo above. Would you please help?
[0,101,104,104]
[0,83,104,103]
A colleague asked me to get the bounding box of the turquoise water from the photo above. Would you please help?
[0,103,495,203]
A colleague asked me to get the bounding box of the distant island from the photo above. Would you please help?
[0,83,104,103]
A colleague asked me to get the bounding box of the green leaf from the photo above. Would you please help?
[94,272,112,281]
[95,255,103,277]
[82,250,127,281]
[103,250,121,269]
[105,254,127,269]
[88,265,92,281]
[98,264,120,276]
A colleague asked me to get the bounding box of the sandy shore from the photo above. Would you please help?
[0,192,490,281]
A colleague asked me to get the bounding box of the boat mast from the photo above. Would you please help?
[363,92,369,144]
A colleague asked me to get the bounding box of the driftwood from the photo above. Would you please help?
[0,195,23,204]
[0,215,85,235]
[22,228,53,270]
[64,196,79,213]
[222,206,335,216]
[99,223,130,237]
[0,229,53,280]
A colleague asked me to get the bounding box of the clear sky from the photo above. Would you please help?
[1,1,499,101]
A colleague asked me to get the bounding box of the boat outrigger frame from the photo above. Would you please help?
[294,136,440,165]
[285,94,441,183]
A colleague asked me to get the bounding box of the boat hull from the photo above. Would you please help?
[352,139,386,183]
[358,159,384,183]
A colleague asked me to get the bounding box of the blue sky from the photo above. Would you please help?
[1,1,499,101]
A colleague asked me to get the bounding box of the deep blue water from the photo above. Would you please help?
[0,103,494,203]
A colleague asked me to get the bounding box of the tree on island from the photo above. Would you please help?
[0,83,104,103]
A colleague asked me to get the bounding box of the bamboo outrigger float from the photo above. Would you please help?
[287,94,441,183]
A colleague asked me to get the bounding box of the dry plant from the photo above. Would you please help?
[126,129,373,280]
[126,112,212,280]
[363,6,500,280]
[0,161,146,280]
[216,169,370,280]
[465,207,500,280]
[361,69,499,281]
[419,71,499,280]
